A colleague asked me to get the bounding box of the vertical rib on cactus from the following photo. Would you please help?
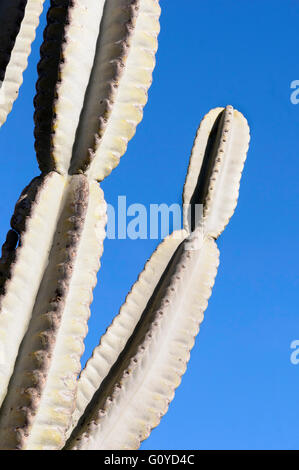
[0,172,65,409]
[65,106,250,450]
[0,0,45,126]
[0,0,27,83]
[72,0,161,179]
[34,0,106,173]
[183,106,250,237]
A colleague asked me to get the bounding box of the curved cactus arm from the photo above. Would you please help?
[0,0,45,126]
[35,0,106,174]
[68,228,187,436]
[183,106,250,237]
[35,0,161,179]
[0,177,107,450]
[0,172,65,408]
[66,234,219,450]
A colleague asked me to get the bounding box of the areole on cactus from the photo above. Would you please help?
[0,1,250,450]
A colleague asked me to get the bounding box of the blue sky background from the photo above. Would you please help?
[0,0,298,450]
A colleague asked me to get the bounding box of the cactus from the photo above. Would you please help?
[0,1,250,450]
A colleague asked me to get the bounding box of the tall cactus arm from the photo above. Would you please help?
[0,172,65,408]
[69,229,187,435]
[35,0,161,178]
[0,0,45,126]
[66,235,219,450]
[0,177,107,450]
[183,106,250,237]
[65,105,250,450]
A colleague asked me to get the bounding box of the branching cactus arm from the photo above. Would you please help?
[183,106,250,237]
[69,229,187,434]
[0,0,45,126]
[65,106,250,451]
[67,235,219,451]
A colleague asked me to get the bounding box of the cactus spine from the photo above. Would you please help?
[0,1,249,450]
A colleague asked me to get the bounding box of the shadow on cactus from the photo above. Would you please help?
[0,1,250,450]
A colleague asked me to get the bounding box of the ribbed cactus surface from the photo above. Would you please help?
[0,1,250,450]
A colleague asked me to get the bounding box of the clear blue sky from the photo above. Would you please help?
[0,0,298,450]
